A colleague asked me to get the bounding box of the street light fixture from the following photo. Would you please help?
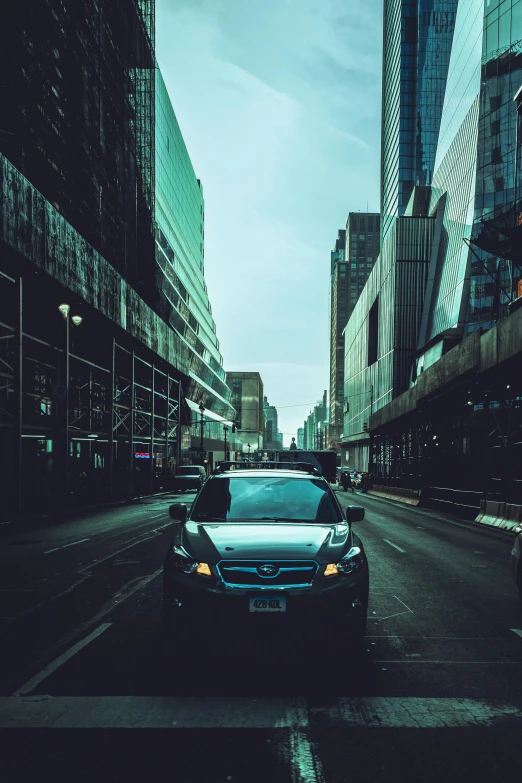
[57,303,83,499]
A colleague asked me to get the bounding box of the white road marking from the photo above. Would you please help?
[374,610,411,622]
[374,660,522,664]
[383,538,406,553]
[78,524,171,573]
[394,595,413,613]
[335,697,522,728]
[150,513,166,519]
[12,623,112,696]
[511,629,522,639]
[44,538,90,554]
[0,696,520,730]
[1,696,308,728]
[286,729,326,783]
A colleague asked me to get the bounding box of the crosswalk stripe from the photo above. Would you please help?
[0,696,520,729]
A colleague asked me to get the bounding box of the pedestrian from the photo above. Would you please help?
[340,470,353,493]
[360,472,368,493]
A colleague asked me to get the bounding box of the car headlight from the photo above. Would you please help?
[324,546,364,577]
[172,546,212,576]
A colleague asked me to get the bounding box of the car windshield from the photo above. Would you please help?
[176,467,200,476]
[191,476,342,522]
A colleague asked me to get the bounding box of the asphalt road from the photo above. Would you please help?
[0,489,521,782]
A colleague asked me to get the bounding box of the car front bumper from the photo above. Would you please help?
[163,566,369,627]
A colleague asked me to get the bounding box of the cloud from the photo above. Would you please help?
[155,0,382,439]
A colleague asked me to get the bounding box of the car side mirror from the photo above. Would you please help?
[346,505,365,523]
[169,503,188,523]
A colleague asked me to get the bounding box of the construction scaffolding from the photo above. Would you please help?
[0,0,156,297]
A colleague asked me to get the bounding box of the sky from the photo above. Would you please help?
[156,0,383,445]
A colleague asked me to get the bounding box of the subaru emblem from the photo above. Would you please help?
[257,564,279,577]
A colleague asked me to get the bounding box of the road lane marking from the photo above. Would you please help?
[12,623,112,697]
[281,729,326,783]
[150,513,166,519]
[394,595,413,614]
[511,629,522,639]
[0,696,520,730]
[383,538,406,553]
[374,610,411,622]
[44,538,90,554]
[1,696,308,728]
[374,660,522,664]
[78,524,171,573]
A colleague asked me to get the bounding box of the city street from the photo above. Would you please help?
[0,491,521,782]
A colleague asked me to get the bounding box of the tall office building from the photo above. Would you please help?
[466,0,522,333]
[343,0,522,501]
[226,372,264,452]
[329,216,380,442]
[0,1,236,516]
[155,70,236,464]
[381,1,458,241]
[263,396,280,448]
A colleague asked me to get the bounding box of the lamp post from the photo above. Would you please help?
[223,425,228,460]
[198,401,205,452]
[247,442,251,457]
[58,304,83,499]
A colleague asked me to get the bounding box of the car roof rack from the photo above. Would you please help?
[213,461,321,476]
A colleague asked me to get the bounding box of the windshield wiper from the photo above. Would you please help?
[258,517,312,522]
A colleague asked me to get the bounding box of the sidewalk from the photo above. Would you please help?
[0,490,175,533]
[338,487,521,539]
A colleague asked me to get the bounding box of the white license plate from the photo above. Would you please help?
[249,596,287,613]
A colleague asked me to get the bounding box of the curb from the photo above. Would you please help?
[358,490,519,540]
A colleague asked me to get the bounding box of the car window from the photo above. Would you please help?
[177,467,200,476]
[191,476,342,522]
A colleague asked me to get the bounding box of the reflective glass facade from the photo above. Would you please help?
[155,70,233,417]
[467,0,522,333]
[381,0,457,241]
[420,0,484,345]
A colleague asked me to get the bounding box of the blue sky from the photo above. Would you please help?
[156,0,383,443]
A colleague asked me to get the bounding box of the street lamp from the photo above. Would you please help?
[58,303,83,499]
[247,442,251,457]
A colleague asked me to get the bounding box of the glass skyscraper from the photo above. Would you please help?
[381,0,458,241]
[467,0,522,332]
[155,69,234,419]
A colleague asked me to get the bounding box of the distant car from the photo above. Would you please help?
[172,465,206,494]
[163,461,369,655]
[512,525,522,605]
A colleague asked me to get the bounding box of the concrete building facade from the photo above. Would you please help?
[329,216,380,446]
[226,372,264,453]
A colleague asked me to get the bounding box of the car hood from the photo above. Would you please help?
[181,521,353,563]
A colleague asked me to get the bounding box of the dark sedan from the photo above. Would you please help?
[172,465,206,493]
[163,462,369,651]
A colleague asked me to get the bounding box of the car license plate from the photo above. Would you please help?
[249,596,286,613]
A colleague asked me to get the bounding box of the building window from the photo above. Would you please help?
[368,296,379,366]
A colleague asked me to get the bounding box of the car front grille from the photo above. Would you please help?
[216,560,318,588]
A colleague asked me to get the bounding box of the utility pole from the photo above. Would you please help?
[223,425,228,460]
